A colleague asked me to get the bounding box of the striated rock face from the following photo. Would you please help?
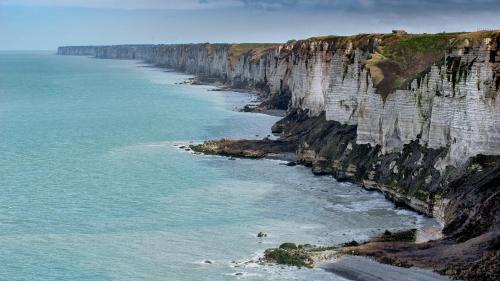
[57,46,98,56]
[352,40,500,167]
[58,45,157,58]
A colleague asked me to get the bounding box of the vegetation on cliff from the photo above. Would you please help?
[376,229,417,243]
[227,43,278,69]
[302,31,499,99]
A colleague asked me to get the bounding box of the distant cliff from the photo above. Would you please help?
[58,32,500,279]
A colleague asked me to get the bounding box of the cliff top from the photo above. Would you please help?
[302,31,500,98]
[58,30,499,99]
[203,43,279,69]
[227,43,279,69]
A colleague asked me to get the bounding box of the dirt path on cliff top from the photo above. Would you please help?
[321,255,451,281]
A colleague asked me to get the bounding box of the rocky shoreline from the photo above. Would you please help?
[189,110,499,280]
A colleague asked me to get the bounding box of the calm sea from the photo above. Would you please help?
[0,52,425,280]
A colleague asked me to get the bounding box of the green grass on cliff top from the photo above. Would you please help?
[303,31,499,98]
[227,43,279,68]
[376,33,453,97]
[205,42,279,69]
[215,31,499,97]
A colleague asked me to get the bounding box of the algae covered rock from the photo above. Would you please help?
[263,247,314,268]
[263,243,339,268]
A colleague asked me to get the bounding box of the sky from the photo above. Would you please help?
[0,0,499,50]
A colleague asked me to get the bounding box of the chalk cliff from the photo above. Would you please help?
[58,32,500,167]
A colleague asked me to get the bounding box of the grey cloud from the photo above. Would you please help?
[0,0,240,9]
[3,0,499,14]
[236,0,500,14]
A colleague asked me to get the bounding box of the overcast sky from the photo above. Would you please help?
[0,0,499,50]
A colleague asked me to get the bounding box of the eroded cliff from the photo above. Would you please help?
[58,31,500,164]
[58,30,500,218]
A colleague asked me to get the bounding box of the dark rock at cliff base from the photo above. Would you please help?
[275,109,448,216]
[258,88,291,110]
[337,155,500,280]
[189,139,296,159]
[442,155,500,242]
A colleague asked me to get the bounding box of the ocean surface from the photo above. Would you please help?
[0,52,428,281]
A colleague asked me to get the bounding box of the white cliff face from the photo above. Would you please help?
[58,35,500,167]
[325,50,369,126]
[350,39,500,166]
[426,54,500,165]
[148,44,230,78]
[242,37,499,166]
[58,46,98,56]
[266,38,499,167]
[282,42,330,115]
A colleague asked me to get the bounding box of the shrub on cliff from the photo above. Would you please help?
[279,242,298,250]
[377,229,417,242]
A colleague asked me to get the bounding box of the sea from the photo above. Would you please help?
[0,51,430,280]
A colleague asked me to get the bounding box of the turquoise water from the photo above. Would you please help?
[0,52,424,281]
